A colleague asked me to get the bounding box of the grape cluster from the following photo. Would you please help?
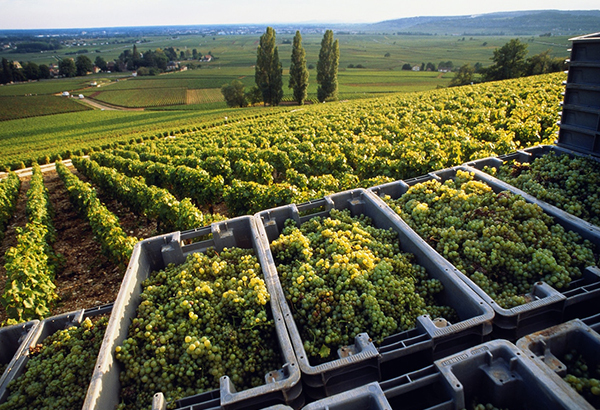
[0,316,108,410]
[561,349,600,407]
[115,248,281,410]
[486,152,600,227]
[467,403,507,410]
[270,208,455,363]
[384,170,597,309]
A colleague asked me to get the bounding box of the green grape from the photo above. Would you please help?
[0,316,108,410]
[384,170,597,309]
[560,349,600,407]
[115,247,281,410]
[270,208,456,364]
[486,152,600,227]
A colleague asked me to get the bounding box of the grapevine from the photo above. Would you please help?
[0,172,20,241]
[0,316,108,410]
[269,208,456,363]
[115,248,281,410]
[2,164,59,324]
[56,161,138,265]
[383,170,597,308]
[72,156,225,232]
[485,151,600,227]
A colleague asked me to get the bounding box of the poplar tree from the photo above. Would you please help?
[255,27,283,106]
[289,31,309,105]
[316,30,340,102]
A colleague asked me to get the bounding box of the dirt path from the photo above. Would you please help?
[77,97,144,112]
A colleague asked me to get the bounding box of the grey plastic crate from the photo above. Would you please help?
[0,304,112,405]
[255,188,494,400]
[558,32,600,156]
[369,166,600,340]
[569,32,600,64]
[0,320,39,391]
[517,318,600,409]
[302,382,391,410]
[310,340,591,410]
[567,65,600,86]
[560,106,600,132]
[563,84,600,110]
[84,216,302,410]
[432,339,592,409]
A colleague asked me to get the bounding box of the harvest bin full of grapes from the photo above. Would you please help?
[370,166,600,340]
[0,320,39,395]
[84,216,302,410]
[0,304,112,409]
[303,339,592,410]
[254,188,494,401]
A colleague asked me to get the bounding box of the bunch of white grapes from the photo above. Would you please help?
[270,208,455,363]
[115,248,281,410]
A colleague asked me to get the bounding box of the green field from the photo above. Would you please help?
[0,95,91,121]
[0,33,571,113]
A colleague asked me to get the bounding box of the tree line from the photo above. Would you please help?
[221,27,339,107]
[449,38,566,87]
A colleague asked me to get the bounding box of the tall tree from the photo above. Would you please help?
[221,80,248,107]
[1,58,14,84]
[255,27,283,106]
[482,39,528,81]
[75,55,94,76]
[95,56,108,72]
[59,58,76,78]
[449,64,476,87]
[316,30,339,102]
[288,31,309,105]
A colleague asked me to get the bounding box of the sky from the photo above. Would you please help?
[0,0,598,30]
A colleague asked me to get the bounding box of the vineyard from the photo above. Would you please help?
[3,70,600,409]
[86,88,188,108]
[0,95,91,121]
[0,71,570,324]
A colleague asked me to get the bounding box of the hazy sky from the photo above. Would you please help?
[1,0,598,30]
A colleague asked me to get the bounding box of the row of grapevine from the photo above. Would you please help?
[0,173,20,241]
[55,161,138,266]
[2,164,58,324]
[90,151,224,207]
[72,157,225,232]
[92,74,563,217]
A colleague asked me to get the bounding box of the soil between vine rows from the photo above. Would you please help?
[0,167,158,324]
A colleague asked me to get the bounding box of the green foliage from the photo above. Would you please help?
[56,161,137,265]
[255,27,283,106]
[75,55,94,76]
[59,58,77,78]
[2,164,59,324]
[289,31,309,105]
[482,39,528,81]
[449,64,476,87]
[0,172,20,241]
[317,30,340,102]
[73,156,224,232]
[221,80,248,108]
